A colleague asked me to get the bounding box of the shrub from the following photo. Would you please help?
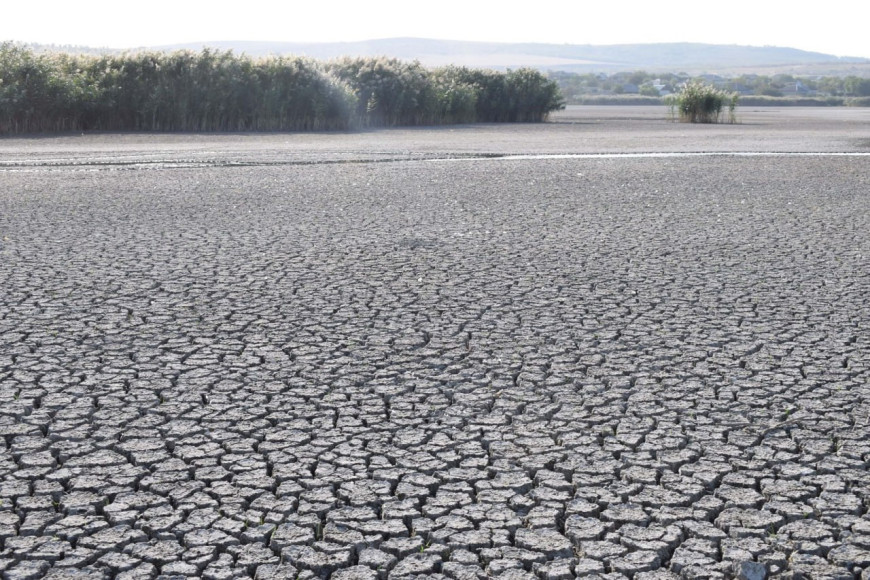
[505,68,565,122]
[666,80,738,123]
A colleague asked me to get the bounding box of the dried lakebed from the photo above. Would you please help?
[1,109,869,579]
[3,151,870,174]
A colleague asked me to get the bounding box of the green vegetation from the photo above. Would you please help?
[666,81,738,123]
[571,95,663,106]
[549,70,870,106]
[737,96,845,107]
[0,43,564,135]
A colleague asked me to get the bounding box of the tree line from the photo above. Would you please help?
[551,70,870,103]
[0,43,564,134]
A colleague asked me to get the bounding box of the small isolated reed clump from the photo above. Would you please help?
[666,80,738,123]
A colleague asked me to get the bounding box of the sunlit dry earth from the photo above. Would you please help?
[0,107,869,579]
[1,106,869,164]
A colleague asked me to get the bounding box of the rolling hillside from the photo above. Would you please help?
[153,38,868,73]
[24,38,870,75]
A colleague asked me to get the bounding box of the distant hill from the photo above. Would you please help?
[152,38,868,74]
[24,38,870,75]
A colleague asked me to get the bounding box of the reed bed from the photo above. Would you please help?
[666,80,738,124]
[0,44,564,134]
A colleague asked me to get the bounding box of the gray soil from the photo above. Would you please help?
[0,107,868,579]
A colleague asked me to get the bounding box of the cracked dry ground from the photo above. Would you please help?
[0,154,869,580]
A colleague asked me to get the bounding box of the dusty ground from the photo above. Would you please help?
[0,107,869,579]
[1,106,868,164]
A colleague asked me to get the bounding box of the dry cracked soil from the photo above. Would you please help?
[0,107,869,579]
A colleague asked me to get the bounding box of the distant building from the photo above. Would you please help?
[781,80,815,96]
[651,80,671,95]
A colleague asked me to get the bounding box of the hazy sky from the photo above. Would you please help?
[3,0,868,58]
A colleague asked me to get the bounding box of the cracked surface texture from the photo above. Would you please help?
[1,107,869,579]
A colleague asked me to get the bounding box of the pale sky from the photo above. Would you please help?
[2,0,868,58]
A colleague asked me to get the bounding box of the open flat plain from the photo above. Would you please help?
[0,107,869,579]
